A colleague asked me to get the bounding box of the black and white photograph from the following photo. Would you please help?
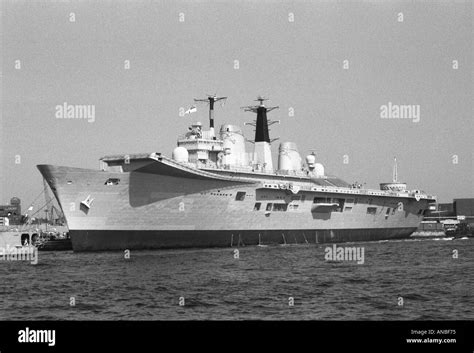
[0,0,473,350]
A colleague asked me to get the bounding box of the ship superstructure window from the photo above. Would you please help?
[266,203,273,211]
[254,202,261,211]
[334,198,345,212]
[344,206,352,212]
[272,204,288,212]
[313,197,327,204]
[385,208,391,219]
[367,207,377,215]
[104,178,120,186]
[417,209,423,215]
[235,192,246,201]
[21,233,30,246]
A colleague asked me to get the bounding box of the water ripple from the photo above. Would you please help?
[0,238,473,320]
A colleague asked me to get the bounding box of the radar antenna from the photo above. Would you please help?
[242,95,279,113]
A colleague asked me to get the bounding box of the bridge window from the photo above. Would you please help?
[272,204,288,212]
[254,202,261,211]
[235,192,246,201]
[313,197,327,204]
[105,178,120,186]
[367,207,377,215]
[21,233,30,246]
[344,206,352,212]
[417,209,423,215]
[334,198,345,212]
[31,233,39,244]
[266,203,273,211]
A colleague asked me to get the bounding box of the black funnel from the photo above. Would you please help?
[255,106,270,143]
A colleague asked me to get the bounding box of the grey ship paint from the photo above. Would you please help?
[37,95,436,252]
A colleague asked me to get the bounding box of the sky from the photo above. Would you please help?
[1,0,472,210]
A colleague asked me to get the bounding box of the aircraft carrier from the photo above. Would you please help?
[37,95,436,251]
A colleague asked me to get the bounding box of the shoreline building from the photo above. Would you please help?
[0,197,22,225]
[418,198,474,232]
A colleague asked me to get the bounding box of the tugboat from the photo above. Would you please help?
[446,222,473,239]
[0,226,39,259]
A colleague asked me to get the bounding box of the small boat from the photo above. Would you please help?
[0,228,39,261]
[0,228,40,248]
[445,222,473,239]
[36,232,72,251]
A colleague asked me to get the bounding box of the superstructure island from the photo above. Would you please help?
[38,95,436,251]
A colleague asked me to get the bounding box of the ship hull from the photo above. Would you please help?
[37,158,433,252]
[71,227,417,251]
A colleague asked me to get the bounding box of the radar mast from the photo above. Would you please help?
[242,96,279,172]
[194,94,227,139]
